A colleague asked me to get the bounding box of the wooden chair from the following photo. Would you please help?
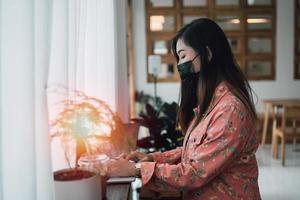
[272,105,300,166]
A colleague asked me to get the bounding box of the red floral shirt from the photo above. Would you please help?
[140,82,261,200]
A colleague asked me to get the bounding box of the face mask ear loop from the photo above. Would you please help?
[191,54,199,62]
[189,54,199,74]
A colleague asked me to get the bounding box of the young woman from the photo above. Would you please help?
[107,18,261,200]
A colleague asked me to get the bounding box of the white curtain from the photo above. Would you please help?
[48,0,129,171]
[0,0,54,199]
[0,0,129,199]
[48,0,128,109]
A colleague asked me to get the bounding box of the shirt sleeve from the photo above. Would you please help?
[140,104,251,191]
[151,147,182,164]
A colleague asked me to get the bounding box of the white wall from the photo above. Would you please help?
[133,0,300,112]
[0,0,2,198]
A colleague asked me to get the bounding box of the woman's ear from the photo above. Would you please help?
[206,46,212,62]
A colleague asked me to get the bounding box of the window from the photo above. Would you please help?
[295,0,300,79]
[145,0,276,82]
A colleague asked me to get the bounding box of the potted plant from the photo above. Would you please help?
[54,168,101,200]
[133,91,183,153]
[50,90,136,200]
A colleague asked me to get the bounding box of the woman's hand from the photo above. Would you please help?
[125,151,154,162]
[106,158,136,177]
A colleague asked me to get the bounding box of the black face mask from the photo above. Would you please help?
[177,55,199,81]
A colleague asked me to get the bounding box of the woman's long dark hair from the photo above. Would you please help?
[172,18,257,134]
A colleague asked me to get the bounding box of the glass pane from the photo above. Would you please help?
[216,0,239,6]
[227,37,239,53]
[158,63,175,78]
[183,0,207,7]
[248,37,272,53]
[247,14,272,30]
[246,61,272,77]
[247,0,272,6]
[150,0,174,7]
[298,38,300,54]
[216,15,240,30]
[150,15,175,31]
[153,40,170,54]
[298,13,300,29]
[183,15,206,25]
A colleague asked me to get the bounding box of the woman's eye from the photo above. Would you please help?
[181,55,186,59]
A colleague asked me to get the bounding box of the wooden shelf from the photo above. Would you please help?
[145,0,276,82]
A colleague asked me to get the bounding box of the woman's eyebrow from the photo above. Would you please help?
[177,49,185,55]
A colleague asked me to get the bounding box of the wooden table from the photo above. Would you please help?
[261,98,300,145]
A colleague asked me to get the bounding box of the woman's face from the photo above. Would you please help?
[176,38,201,73]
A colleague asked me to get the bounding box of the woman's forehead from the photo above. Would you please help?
[176,39,194,54]
[176,39,187,49]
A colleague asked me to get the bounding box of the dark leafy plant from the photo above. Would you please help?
[135,91,163,112]
[133,91,183,152]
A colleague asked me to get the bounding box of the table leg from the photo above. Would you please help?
[271,106,278,158]
[261,103,270,145]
